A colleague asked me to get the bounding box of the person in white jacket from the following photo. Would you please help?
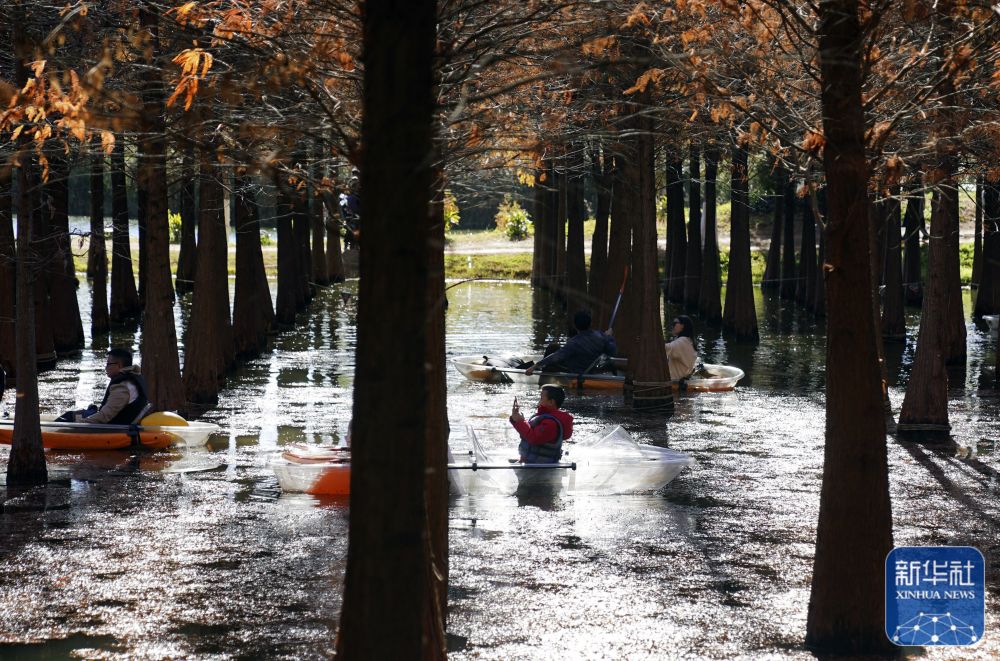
[665,315,697,381]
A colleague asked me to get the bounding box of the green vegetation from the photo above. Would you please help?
[493,196,532,241]
[445,253,533,280]
[168,211,183,243]
[444,190,461,233]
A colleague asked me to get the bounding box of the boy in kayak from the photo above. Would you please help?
[509,384,573,463]
[57,348,150,424]
[525,310,616,376]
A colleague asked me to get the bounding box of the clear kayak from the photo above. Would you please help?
[273,426,692,497]
[984,314,998,337]
[452,354,745,392]
[448,425,693,496]
[0,412,220,450]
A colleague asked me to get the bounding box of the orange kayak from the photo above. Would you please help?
[273,443,351,495]
[0,413,218,451]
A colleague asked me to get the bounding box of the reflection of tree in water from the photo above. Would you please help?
[531,287,568,352]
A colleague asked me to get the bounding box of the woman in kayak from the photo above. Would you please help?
[665,315,697,381]
[509,384,573,463]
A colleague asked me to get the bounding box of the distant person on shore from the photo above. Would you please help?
[509,384,573,463]
[56,348,149,424]
[525,310,616,376]
[665,315,698,381]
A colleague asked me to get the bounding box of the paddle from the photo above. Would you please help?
[607,265,629,330]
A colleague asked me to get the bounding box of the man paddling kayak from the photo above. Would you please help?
[56,348,150,424]
[525,310,615,376]
[509,384,573,463]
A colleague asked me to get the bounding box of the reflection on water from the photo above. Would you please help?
[1,281,998,659]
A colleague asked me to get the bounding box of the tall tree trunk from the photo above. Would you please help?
[665,156,686,303]
[588,146,611,299]
[292,187,311,310]
[0,159,16,376]
[233,177,274,358]
[565,148,587,317]
[684,146,702,310]
[90,142,110,337]
[972,176,983,289]
[31,166,55,371]
[554,160,567,301]
[762,168,783,292]
[175,148,197,296]
[137,179,148,308]
[813,191,827,317]
[311,156,328,286]
[902,177,924,305]
[806,1,894,654]
[780,176,798,301]
[182,148,233,410]
[274,185,297,328]
[595,156,632,335]
[699,146,722,324]
[881,188,905,340]
[530,167,547,288]
[109,140,140,324]
[723,143,758,341]
[138,3,185,413]
[797,192,817,307]
[973,183,1000,317]
[615,143,642,361]
[8,10,46,485]
[337,0,443,655]
[47,155,84,356]
[325,191,346,283]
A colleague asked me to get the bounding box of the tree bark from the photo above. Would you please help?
[182,147,233,411]
[336,0,442,656]
[325,191,346,283]
[90,142,110,337]
[530,166,547,288]
[665,156,686,303]
[109,139,141,325]
[137,3,185,413]
[902,177,924,305]
[973,184,1000,316]
[588,147,611,300]
[806,1,894,654]
[780,176,798,301]
[293,181,313,308]
[881,188,905,340]
[175,148,197,296]
[565,147,588,318]
[311,155,328,286]
[723,143,759,341]
[798,193,817,309]
[30,165,55,371]
[274,183,297,328]
[698,146,722,324]
[44,155,84,356]
[0,159,16,376]
[595,155,632,335]
[972,177,983,289]
[137,179,147,308]
[684,146,702,310]
[554,160,567,301]
[813,191,827,317]
[762,167,783,292]
[233,177,274,358]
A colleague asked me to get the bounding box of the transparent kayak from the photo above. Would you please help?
[0,413,219,450]
[452,354,745,392]
[984,314,998,337]
[272,426,692,497]
[448,425,693,496]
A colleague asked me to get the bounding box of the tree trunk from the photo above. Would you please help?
[684,146,702,310]
[699,146,722,324]
[665,156,686,303]
[973,184,1000,316]
[595,156,631,335]
[614,144,642,362]
[8,12,46,484]
[806,1,894,654]
[275,186,297,328]
[182,148,233,411]
[762,169,783,292]
[588,146,611,299]
[311,158,328,286]
[175,148,197,296]
[780,176,798,301]
[325,191,346,283]
[30,166,55,371]
[294,184,313,308]
[972,177,983,289]
[554,161,567,301]
[723,143,759,341]
[109,140,141,325]
[902,178,924,305]
[0,160,16,376]
[336,0,443,655]
[44,155,84,357]
[881,188,905,340]
[90,143,110,337]
[138,3,185,414]
[565,148,587,318]
[233,177,274,358]
[530,167,547,288]
[797,192,817,307]
[137,179,147,308]
[813,191,827,317]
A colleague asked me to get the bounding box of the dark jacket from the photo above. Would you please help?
[534,329,616,373]
[83,366,149,425]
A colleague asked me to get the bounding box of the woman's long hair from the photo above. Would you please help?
[673,314,695,340]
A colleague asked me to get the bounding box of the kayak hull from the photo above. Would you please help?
[452,355,744,392]
[0,418,219,450]
[272,443,351,495]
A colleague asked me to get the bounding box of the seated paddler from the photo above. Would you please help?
[525,310,615,376]
[57,348,150,424]
[509,384,574,464]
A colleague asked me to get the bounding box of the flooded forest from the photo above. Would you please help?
[1,1,999,660]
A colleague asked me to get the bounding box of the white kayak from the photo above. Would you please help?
[452,354,745,392]
[448,425,693,496]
